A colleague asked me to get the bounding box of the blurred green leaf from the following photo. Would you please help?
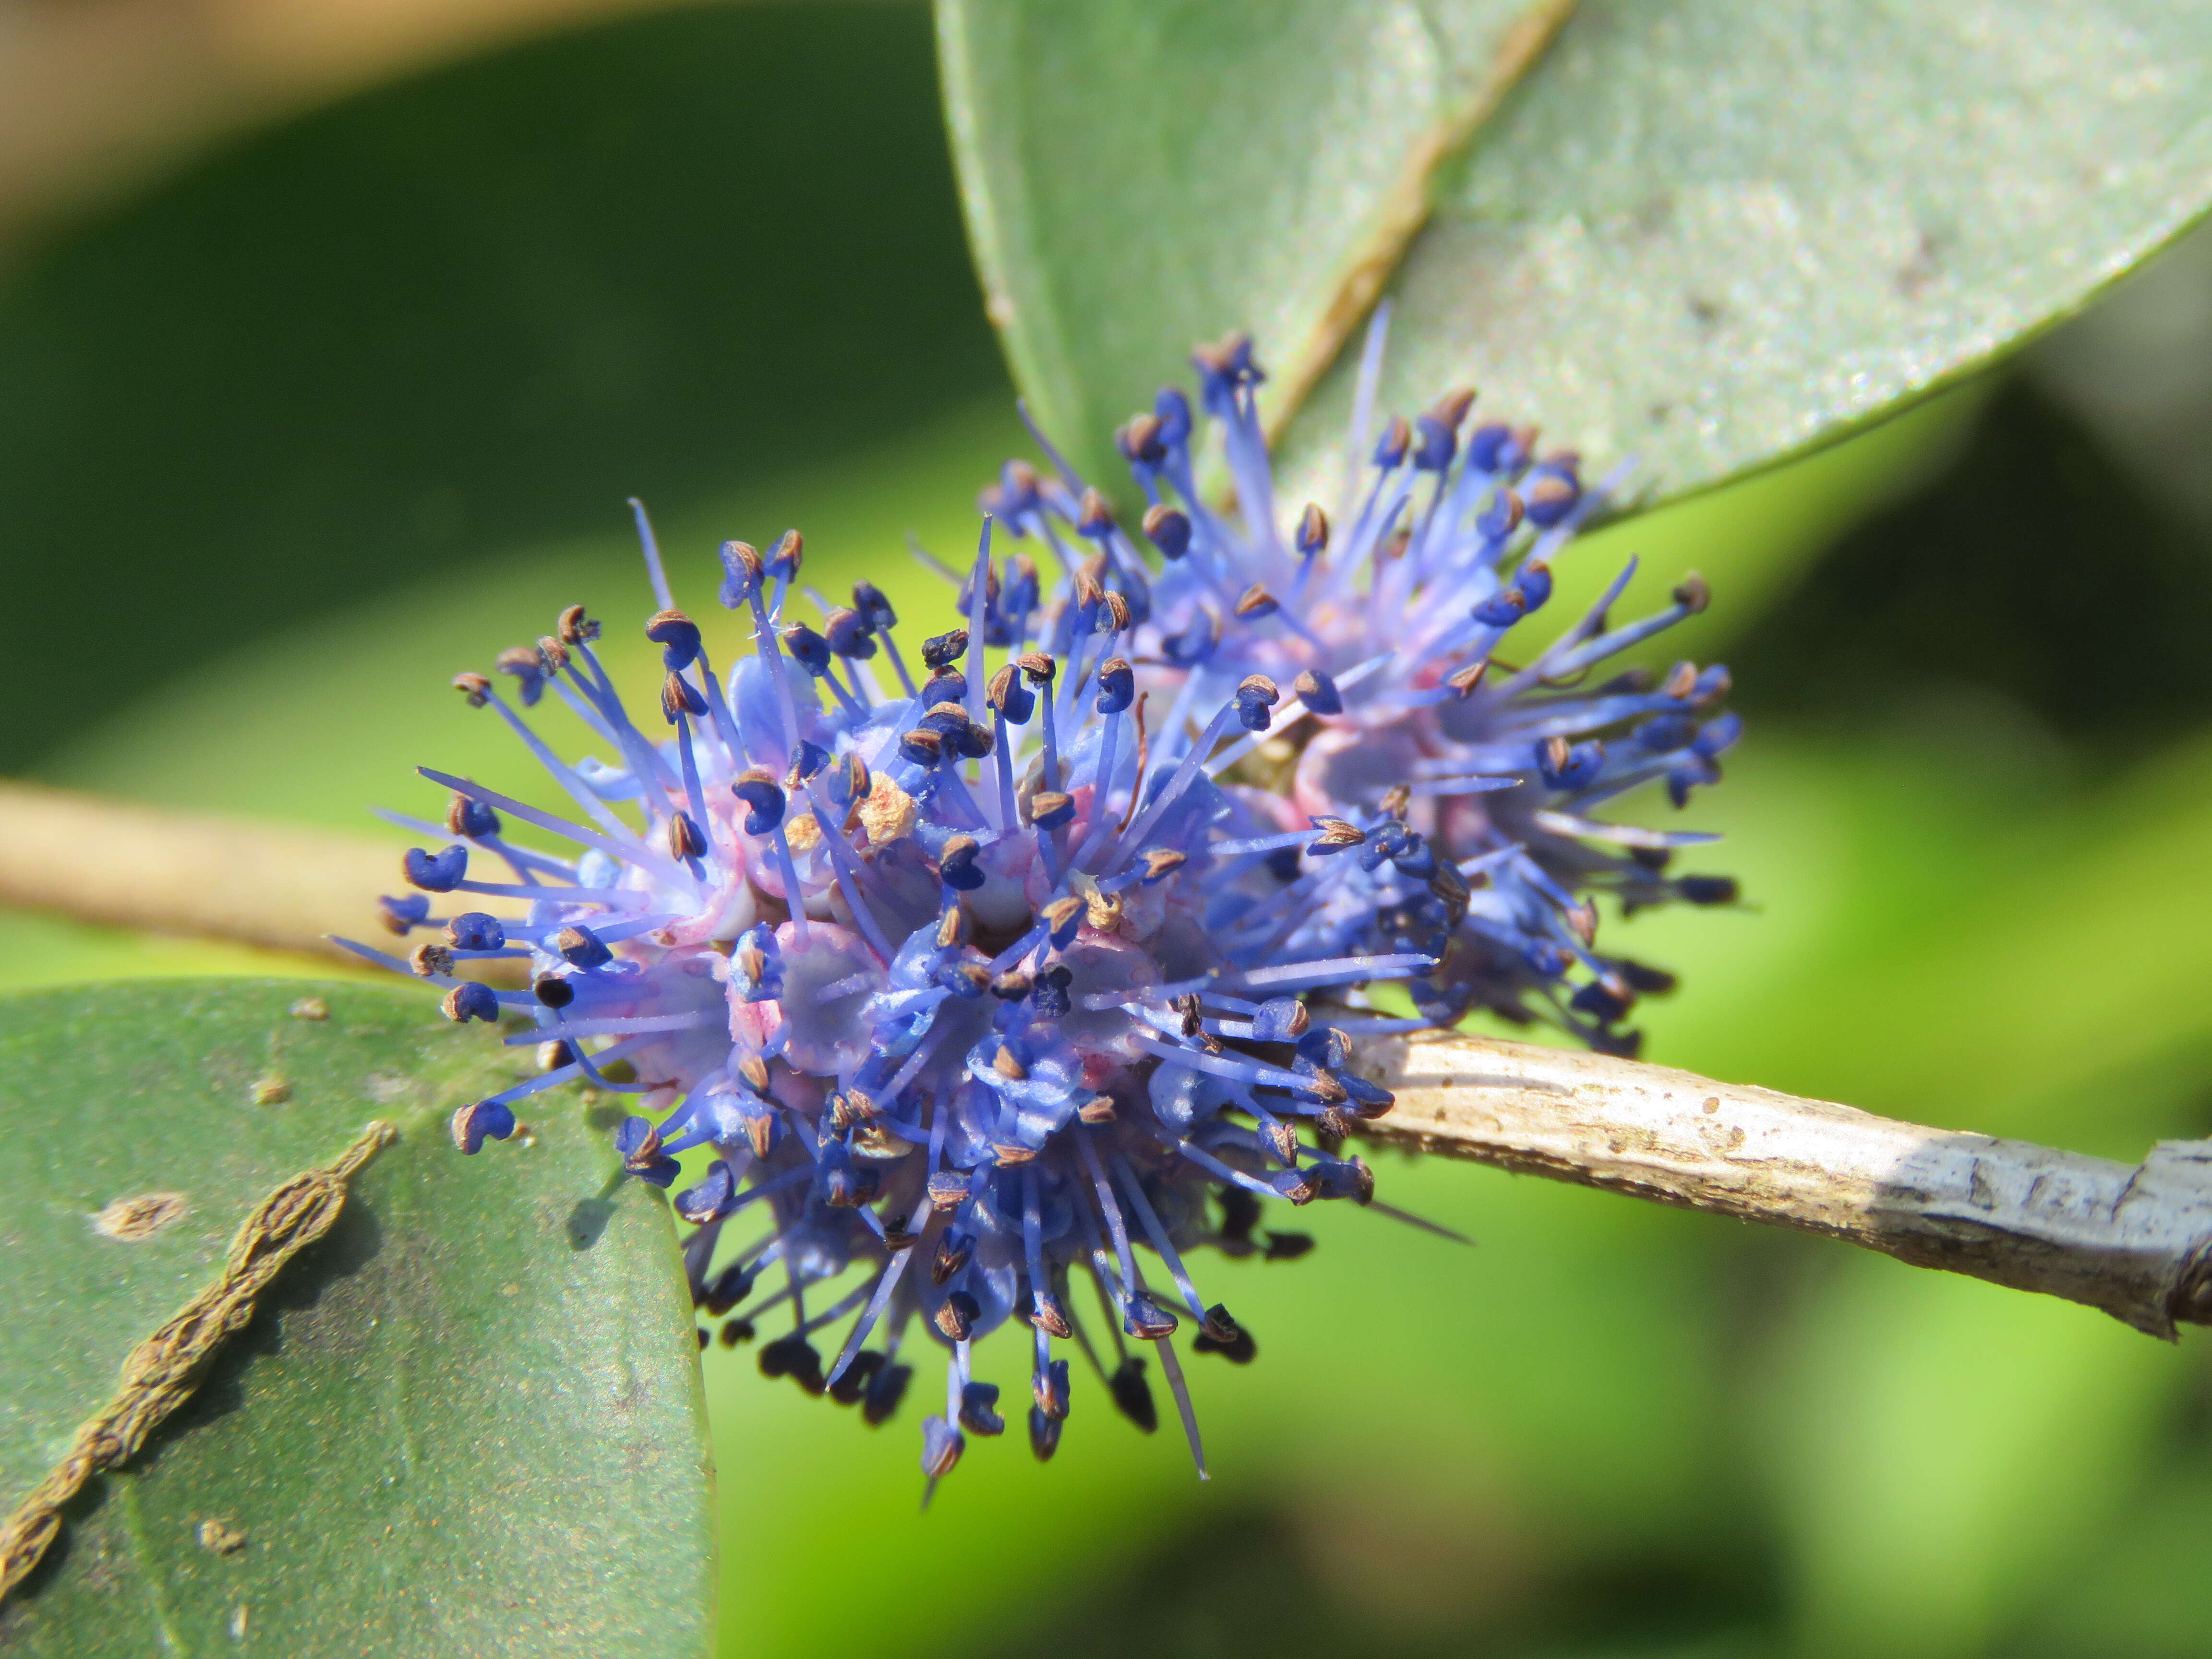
[2017,1448,2212,1658]
[0,980,712,1657]
[1755,1255,2178,1659]
[0,0,1003,772]
[941,0,2212,512]
[1629,719,2212,1154]
[39,404,1022,843]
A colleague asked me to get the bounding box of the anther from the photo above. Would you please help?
[824,606,875,659]
[495,645,546,705]
[1117,412,1166,465]
[1234,584,1279,621]
[921,629,968,670]
[379,893,431,934]
[446,793,499,838]
[926,1171,969,1214]
[1234,673,1281,732]
[452,672,491,709]
[1076,487,1116,536]
[645,609,702,670]
[767,529,804,582]
[1123,1294,1178,1340]
[442,982,499,1024]
[1294,503,1328,558]
[410,942,455,977]
[1142,503,1192,560]
[960,1382,1007,1437]
[1096,658,1135,714]
[772,624,829,685]
[1431,387,1478,431]
[1040,895,1083,944]
[557,604,599,644]
[935,1290,980,1342]
[852,578,897,630]
[939,834,984,891]
[450,1099,515,1154]
[1473,487,1524,544]
[988,664,1036,723]
[1306,816,1365,853]
[733,769,787,833]
[1448,660,1489,698]
[1372,415,1411,468]
[662,670,708,721]
[554,925,612,968]
[1673,574,1711,613]
[403,844,468,892]
[1292,668,1342,715]
[1017,651,1057,684]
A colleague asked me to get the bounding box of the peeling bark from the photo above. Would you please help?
[1349,1027,2212,1339]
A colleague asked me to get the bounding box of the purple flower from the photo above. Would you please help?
[345,318,1736,1490]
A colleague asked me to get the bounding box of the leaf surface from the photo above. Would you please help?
[941,0,2212,509]
[0,979,713,1658]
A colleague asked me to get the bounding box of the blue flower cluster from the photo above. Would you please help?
[345,320,1738,1487]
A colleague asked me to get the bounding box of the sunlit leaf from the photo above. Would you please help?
[942,0,2212,511]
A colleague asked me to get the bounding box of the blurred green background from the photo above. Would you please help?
[10,3,2212,1655]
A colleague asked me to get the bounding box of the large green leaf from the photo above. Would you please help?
[940,0,2212,510]
[0,980,713,1657]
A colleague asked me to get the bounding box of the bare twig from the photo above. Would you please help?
[0,780,394,964]
[1347,1027,2212,1339]
[0,0,710,257]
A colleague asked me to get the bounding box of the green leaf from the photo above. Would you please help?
[938,0,1573,491]
[940,0,2212,510]
[1755,1255,2178,1659]
[0,980,713,1657]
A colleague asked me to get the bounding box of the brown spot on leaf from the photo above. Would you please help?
[250,1075,291,1106]
[288,997,329,1022]
[196,1517,247,1556]
[91,1192,187,1241]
